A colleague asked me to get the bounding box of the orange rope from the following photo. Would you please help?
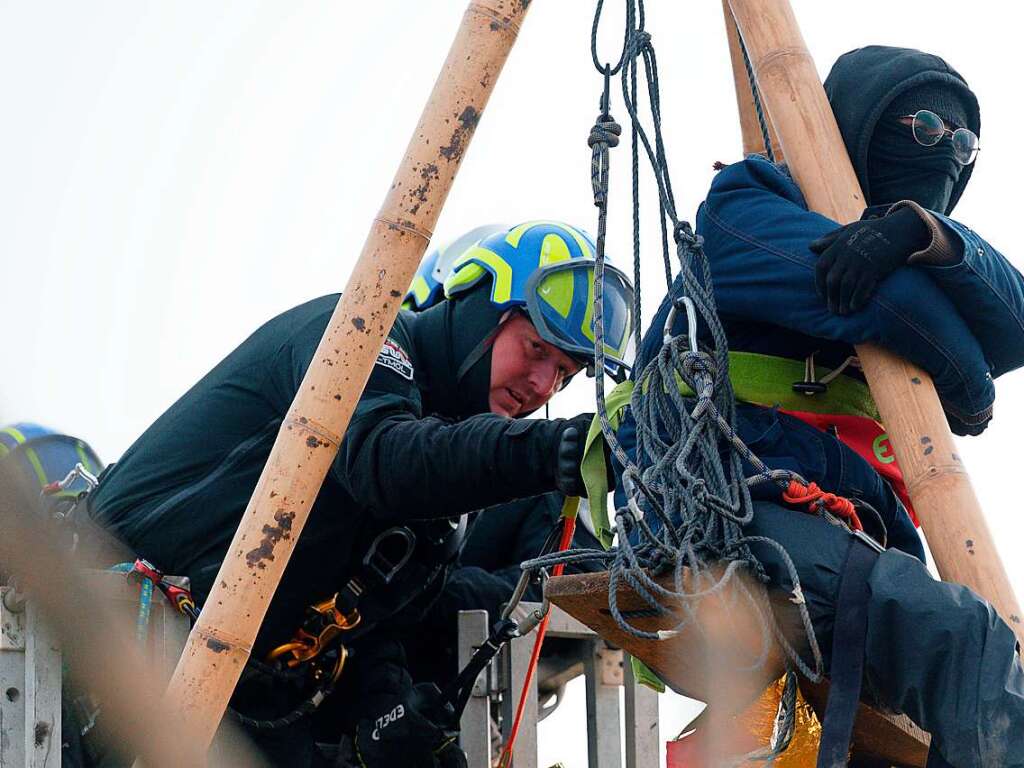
[783,480,862,531]
[497,516,577,768]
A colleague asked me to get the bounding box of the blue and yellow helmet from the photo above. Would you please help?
[403,224,508,311]
[0,422,102,497]
[443,221,634,379]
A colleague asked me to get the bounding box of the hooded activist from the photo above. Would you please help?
[613,46,1024,766]
[81,220,632,767]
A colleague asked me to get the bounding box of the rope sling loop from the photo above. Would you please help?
[517,1,885,761]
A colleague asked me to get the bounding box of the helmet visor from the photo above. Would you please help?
[525,261,634,378]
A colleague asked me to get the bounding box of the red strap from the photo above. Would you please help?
[782,480,863,532]
[128,558,164,585]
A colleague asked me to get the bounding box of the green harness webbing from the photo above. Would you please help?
[581,351,878,548]
[673,350,879,420]
[581,379,668,690]
[582,379,635,549]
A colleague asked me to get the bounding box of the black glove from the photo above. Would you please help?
[352,682,466,768]
[552,413,617,498]
[810,206,930,315]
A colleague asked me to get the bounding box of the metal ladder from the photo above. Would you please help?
[458,603,660,768]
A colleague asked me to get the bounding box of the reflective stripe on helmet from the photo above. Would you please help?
[1,425,28,447]
[447,246,514,304]
[408,274,433,307]
[76,441,97,473]
[22,446,48,486]
[505,220,594,260]
[1,426,49,485]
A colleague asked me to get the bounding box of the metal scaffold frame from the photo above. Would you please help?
[457,604,660,768]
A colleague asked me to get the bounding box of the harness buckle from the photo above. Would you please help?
[792,352,828,395]
[270,594,362,668]
[362,526,417,585]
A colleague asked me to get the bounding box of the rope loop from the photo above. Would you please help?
[782,480,863,532]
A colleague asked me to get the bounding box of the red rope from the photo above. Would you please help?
[497,516,577,768]
[782,480,863,531]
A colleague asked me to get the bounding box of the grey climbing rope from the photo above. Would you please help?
[735,18,777,163]
[525,2,836,761]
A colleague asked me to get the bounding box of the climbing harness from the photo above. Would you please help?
[815,539,877,767]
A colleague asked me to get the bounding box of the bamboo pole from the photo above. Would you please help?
[721,0,782,160]
[162,1,533,748]
[726,0,1024,645]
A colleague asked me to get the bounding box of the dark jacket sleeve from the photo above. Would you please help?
[339,409,566,521]
[920,215,1024,378]
[696,157,995,426]
[269,314,565,522]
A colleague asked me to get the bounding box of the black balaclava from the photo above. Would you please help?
[866,84,971,212]
[408,281,506,420]
[824,46,981,215]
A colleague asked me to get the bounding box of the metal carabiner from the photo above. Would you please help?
[663,295,699,351]
[42,462,100,496]
[621,472,646,523]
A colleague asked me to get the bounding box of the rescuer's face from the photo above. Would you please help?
[488,313,583,418]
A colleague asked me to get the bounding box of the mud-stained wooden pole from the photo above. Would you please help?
[162,0,533,748]
[721,0,782,160]
[727,0,1024,645]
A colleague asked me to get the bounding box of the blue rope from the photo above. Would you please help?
[110,561,154,645]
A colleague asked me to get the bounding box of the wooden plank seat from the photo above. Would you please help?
[546,569,930,766]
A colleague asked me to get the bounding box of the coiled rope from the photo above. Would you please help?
[523,2,851,761]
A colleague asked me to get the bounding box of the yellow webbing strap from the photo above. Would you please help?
[559,495,580,520]
[582,380,635,550]
[580,381,666,692]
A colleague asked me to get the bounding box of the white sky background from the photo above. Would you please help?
[1,2,1021,765]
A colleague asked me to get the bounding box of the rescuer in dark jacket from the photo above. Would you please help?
[617,47,1024,766]
[399,230,607,691]
[87,220,634,767]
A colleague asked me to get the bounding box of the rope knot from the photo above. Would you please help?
[782,480,863,532]
[588,117,622,149]
[680,352,716,400]
[630,30,652,54]
[672,221,702,250]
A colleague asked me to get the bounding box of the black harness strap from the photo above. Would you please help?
[816,539,878,768]
[926,743,955,767]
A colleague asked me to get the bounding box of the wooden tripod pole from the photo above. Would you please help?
[161,1,533,749]
[726,0,1024,645]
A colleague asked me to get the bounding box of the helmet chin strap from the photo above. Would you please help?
[455,309,515,384]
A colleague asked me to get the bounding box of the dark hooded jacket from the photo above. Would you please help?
[825,45,980,215]
[88,293,573,653]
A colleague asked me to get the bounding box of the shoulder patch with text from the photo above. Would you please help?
[375,339,414,380]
